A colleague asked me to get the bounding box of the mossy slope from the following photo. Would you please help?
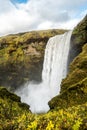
[0,88,86,129]
[49,15,87,110]
[0,87,87,130]
[61,43,87,92]
[0,87,29,109]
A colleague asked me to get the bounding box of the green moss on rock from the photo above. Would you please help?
[72,15,87,45]
[49,43,87,110]
[0,86,30,111]
[49,77,87,110]
[0,87,20,102]
[49,16,87,110]
[69,15,87,63]
[61,43,87,92]
[0,85,87,130]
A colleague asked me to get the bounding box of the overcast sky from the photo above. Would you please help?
[0,0,87,36]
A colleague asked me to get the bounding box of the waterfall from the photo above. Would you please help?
[42,31,72,97]
[15,31,72,113]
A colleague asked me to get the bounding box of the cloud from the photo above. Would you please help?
[0,0,87,36]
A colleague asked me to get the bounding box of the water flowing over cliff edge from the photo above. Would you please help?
[0,15,87,130]
[16,31,72,113]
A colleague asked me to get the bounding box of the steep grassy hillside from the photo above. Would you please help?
[0,87,87,130]
[49,43,87,109]
[0,29,66,90]
[62,15,87,93]
[49,15,87,111]
[0,87,30,129]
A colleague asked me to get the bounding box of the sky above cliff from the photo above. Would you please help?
[0,0,87,36]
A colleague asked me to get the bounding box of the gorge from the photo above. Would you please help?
[16,31,72,113]
[0,15,87,129]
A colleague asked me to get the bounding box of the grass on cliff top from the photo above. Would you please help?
[0,29,67,45]
[0,29,67,65]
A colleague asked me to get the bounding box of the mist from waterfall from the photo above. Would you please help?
[15,31,72,113]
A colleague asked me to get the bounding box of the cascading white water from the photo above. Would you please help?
[42,31,72,97]
[15,31,72,113]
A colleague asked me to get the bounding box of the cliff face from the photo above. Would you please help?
[69,15,87,63]
[62,15,87,93]
[0,29,66,90]
[49,15,87,110]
